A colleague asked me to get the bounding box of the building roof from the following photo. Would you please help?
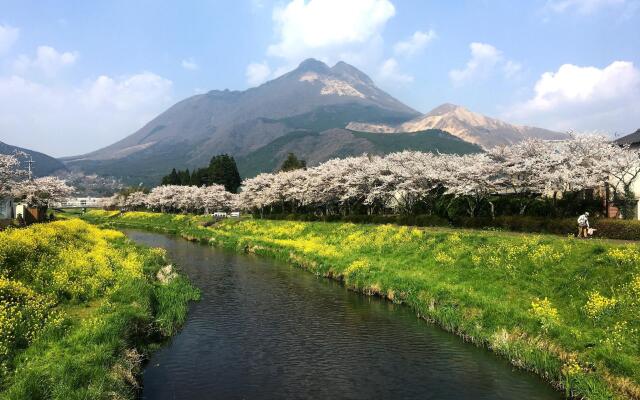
[615,129,640,146]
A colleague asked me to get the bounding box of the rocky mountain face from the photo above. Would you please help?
[63,59,420,184]
[347,103,567,149]
[0,141,67,177]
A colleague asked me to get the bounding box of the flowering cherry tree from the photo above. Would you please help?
[236,135,638,218]
[443,153,502,217]
[0,152,27,197]
[13,176,74,207]
[105,135,639,219]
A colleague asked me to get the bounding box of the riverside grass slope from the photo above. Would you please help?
[82,211,640,400]
[0,219,199,400]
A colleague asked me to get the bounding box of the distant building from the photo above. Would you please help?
[56,197,111,208]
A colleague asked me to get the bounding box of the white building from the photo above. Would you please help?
[56,197,111,208]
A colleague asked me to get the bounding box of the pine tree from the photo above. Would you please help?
[161,168,180,185]
[209,154,242,192]
[280,153,307,172]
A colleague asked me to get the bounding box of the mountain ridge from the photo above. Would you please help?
[0,141,67,177]
[66,58,418,164]
[347,103,568,149]
[62,59,565,185]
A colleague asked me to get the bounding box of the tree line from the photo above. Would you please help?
[161,154,242,193]
[113,136,640,220]
[237,135,640,220]
[160,152,307,192]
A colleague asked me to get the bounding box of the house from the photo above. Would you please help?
[15,203,49,224]
[610,129,640,219]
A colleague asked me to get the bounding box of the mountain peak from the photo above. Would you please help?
[426,103,466,116]
[296,58,331,74]
[331,61,374,85]
[348,103,568,149]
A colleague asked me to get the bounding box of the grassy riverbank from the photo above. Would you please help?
[82,210,640,399]
[0,219,199,399]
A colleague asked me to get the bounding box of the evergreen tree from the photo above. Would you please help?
[190,169,202,186]
[161,168,180,185]
[160,155,241,192]
[179,169,191,185]
[209,154,242,192]
[280,153,307,172]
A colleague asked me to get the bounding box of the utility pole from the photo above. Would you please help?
[26,156,35,181]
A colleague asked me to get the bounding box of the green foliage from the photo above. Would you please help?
[83,211,640,399]
[207,154,242,192]
[279,153,306,172]
[160,154,242,193]
[0,220,199,398]
[619,188,638,220]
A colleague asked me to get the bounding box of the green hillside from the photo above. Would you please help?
[236,129,481,178]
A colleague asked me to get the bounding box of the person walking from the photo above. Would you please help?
[577,212,590,238]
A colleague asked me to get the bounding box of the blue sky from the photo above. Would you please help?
[0,0,639,156]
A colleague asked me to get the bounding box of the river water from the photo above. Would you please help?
[124,230,561,400]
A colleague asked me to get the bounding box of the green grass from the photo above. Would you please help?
[0,219,199,399]
[82,210,640,400]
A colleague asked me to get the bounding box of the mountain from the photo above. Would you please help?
[0,141,67,177]
[64,58,420,185]
[615,129,640,148]
[346,103,567,149]
[236,128,482,178]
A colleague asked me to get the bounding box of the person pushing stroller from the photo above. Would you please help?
[577,212,591,238]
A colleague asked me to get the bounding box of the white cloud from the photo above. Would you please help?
[545,0,626,14]
[245,61,272,86]
[0,24,19,56]
[393,30,436,57]
[0,72,173,156]
[449,42,521,86]
[266,0,395,63]
[14,45,78,76]
[449,43,502,86]
[506,61,640,134]
[181,58,199,71]
[378,57,413,83]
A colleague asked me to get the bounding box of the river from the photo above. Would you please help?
[124,230,561,400]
